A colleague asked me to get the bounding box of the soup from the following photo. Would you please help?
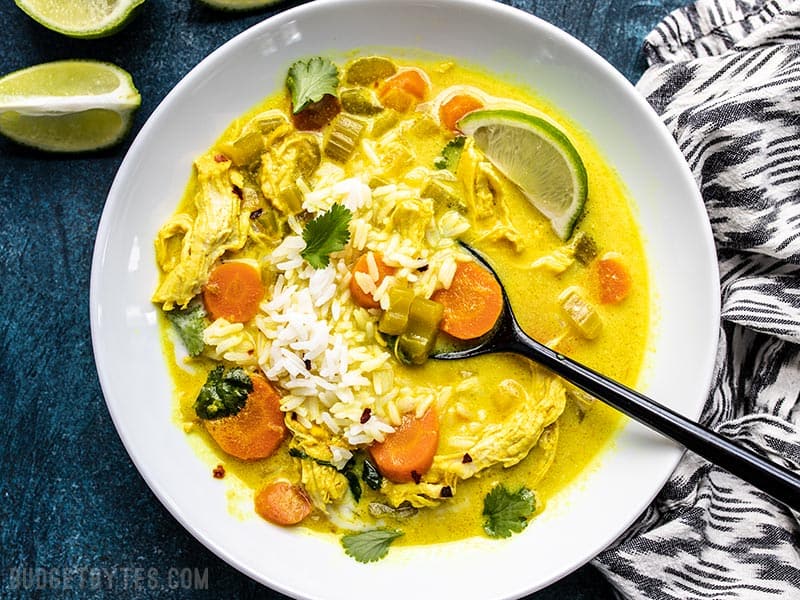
[152,53,649,561]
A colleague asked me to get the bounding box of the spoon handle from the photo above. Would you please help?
[506,331,800,511]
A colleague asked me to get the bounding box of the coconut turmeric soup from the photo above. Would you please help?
[153,54,649,562]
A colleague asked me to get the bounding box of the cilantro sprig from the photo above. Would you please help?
[482,484,536,538]
[301,203,352,268]
[286,56,340,114]
[341,529,404,563]
[434,136,466,171]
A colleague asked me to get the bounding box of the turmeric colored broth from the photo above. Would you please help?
[158,54,649,547]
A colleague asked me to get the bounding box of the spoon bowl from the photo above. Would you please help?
[434,244,800,511]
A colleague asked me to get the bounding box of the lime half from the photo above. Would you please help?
[199,0,279,10]
[458,109,588,240]
[14,0,146,39]
[0,60,141,152]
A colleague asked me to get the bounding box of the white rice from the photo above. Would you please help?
[201,172,472,448]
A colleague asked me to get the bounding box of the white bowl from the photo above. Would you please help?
[90,0,720,598]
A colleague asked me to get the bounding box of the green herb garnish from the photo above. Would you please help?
[482,484,536,538]
[341,529,404,563]
[362,458,383,490]
[288,447,336,469]
[287,56,340,114]
[301,203,352,268]
[193,366,252,420]
[344,470,362,503]
[164,303,207,357]
[434,136,466,171]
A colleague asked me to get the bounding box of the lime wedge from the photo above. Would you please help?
[0,60,141,152]
[199,0,279,10]
[458,109,588,240]
[14,0,146,38]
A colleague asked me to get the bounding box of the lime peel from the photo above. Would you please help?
[0,60,141,152]
[14,0,146,39]
[458,108,588,240]
[198,0,280,10]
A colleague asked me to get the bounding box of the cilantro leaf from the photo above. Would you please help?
[164,303,207,357]
[341,529,403,563]
[301,203,352,268]
[194,366,253,420]
[434,136,466,171]
[482,485,536,538]
[287,56,340,114]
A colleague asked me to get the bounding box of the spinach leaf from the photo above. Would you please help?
[362,458,383,490]
[193,366,252,420]
[164,303,207,356]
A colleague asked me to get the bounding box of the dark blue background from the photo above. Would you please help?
[0,0,684,597]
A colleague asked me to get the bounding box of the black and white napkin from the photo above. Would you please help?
[592,0,800,597]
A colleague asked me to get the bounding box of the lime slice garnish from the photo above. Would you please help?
[198,0,279,10]
[0,60,141,152]
[14,0,146,39]
[458,109,588,240]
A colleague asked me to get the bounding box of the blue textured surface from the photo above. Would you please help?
[0,0,683,597]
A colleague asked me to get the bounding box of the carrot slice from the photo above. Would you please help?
[378,70,428,112]
[440,94,483,132]
[205,375,287,460]
[349,252,395,309]
[380,69,428,99]
[254,481,312,526]
[369,408,439,483]
[379,87,416,112]
[431,261,503,340]
[597,254,632,304]
[203,261,265,323]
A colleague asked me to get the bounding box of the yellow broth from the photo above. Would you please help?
[157,54,649,547]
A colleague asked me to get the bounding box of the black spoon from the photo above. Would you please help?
[433,245,800,512]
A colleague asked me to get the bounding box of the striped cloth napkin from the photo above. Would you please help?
[592,0,800,597]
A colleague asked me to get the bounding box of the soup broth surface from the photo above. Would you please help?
[154,53,650,551]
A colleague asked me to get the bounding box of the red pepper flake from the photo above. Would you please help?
[214,153,229,163]
[411,470,422,484]
[250,208,263,220]
[232,184,243,200]
[212,464,226,479]
[440,486,453,498]
[360,408,372,424]
[462,453,473,464]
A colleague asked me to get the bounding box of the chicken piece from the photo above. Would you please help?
[286,419,350,510]
[433,374,565,480]
[379,371,565,508]
[152,152,250,310]
[260,132,321,215]
[378,480,454,509]
[298,460,349,510]
[387,197,434,246]
[456,138,524,251]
